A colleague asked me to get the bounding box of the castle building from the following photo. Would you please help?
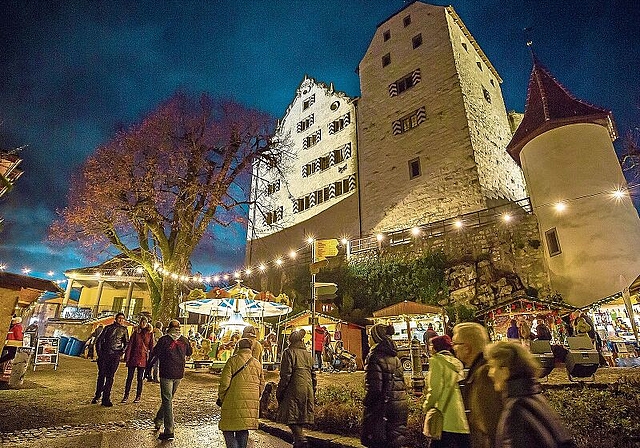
[356,2,527,234]
[506,57,640,308]
[246,76,359,264]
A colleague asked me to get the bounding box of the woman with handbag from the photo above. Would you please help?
[218,338,265,448]
[423,335,470,448]
[361,323,408,448]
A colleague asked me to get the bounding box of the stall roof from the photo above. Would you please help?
[373,300,443,318]
[279,310,364,329]
[476,296,577,318]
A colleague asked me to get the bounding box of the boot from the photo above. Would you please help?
[121,395,129,403]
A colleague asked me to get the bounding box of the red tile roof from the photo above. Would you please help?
[507,57,615,165]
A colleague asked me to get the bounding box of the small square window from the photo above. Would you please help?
[383,30,391,41]
[412,34,422,49]
[403,15,411,27]
[382,53,391,67]
[408,158,421,179]
[545,228,562,256]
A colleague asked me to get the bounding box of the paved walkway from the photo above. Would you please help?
[0,422,290,448]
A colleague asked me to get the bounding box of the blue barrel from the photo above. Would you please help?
[63,337,76,354]
[68,338,86,357]
[58,336,69,354]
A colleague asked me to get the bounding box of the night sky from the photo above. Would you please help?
[0,0,638,281]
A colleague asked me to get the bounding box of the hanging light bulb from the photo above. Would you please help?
[220,312,249,331]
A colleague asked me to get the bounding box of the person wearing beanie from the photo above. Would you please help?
[234,325,263,363]
[423,335,470,447]
[361,324,408,448]
[218,337,265,448]
[276,329,316,448]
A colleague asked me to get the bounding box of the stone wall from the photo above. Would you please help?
[355,213,551,310]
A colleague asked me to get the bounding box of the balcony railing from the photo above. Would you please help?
[350,197,533,256]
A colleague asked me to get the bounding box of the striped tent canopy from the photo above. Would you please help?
[179,281,292,318]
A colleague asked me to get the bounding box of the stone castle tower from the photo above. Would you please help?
[356,2,527,234]
[507,57,640,308]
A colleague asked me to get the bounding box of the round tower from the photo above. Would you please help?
[507,58,640,308]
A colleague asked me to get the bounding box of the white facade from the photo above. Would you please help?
[247,76,358,241]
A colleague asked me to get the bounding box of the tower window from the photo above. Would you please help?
[403,15,411,27]
[302,94,315,111]
[483,87,492,104]
[408,158,421,179]
[412,34,422,49]
[476,61,483,71]
[490,78,495,87]
[545,228,562,257]
[461,42,468,52]
[392,107,426,135]
[382,53,391,67]
[383,30,391,41]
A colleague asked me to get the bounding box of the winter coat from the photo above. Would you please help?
[535,323,552,341]
[276,340,316,425]
[460,354,503,448]
[495,378,576,448]
[361,338,408,448]
[313,327,325,352]
[148,330,192,379]
[125,326,154,368]
[423,351,469,434]
[218,348,265,431]
[96,322,129,356]
[7,323,23,341]
[233,336,263,362]
[506,325,519,339]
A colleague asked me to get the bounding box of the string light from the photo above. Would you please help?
[289,250,297,258]
[47,271,55,276]
[22,267,31,274]
[411,227,421,236]
[376,233,384,242]
[0,264,6,271]
[453,220,463,229]
[502,213,512,223]
[554,202,567,213]
[340,238,349,245]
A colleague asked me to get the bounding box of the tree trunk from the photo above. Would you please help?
[157,276,181,324]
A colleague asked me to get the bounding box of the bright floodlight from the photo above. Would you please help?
[612,188,626,200]
[275,258,283,266]
[245,268,252,276]
[502,213,512,223]
[554,202,567,212]
[341,237,349,245]
[453,220,463,229]
[306,236,314,244]
[0,264,7,271]
[234,271,241,279]
[376,233,384,241]
[22,267,32,274]
[411,227,421,236]
[259,264,267,272]
[289,250,297,258]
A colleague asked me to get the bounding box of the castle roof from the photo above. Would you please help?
[507,56,616,165]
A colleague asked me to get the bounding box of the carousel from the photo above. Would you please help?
[178,281,292,368]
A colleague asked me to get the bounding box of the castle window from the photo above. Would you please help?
[329,113,350,134]
[412,33,422,49]
[266,179,280,196]
[303,130,321,149]
[389,68,421,97]
[392,106,426,135]
[315,189,325,204]
[403,15,411,27]
[476,61,483,71]
[383,30,391,41]
[320,155,331,171]
[408,158,421,179]
[490,78,495,87]
[382,53,391,67]
[265,206,283,226]
[303,94,315,111]
[332,149,344,164]
[483,87,492,104]
[297,114,314,132]
[545,228,562,257]
[461,42,468,52]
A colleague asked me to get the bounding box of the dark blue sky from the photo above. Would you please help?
[0,0,638,281]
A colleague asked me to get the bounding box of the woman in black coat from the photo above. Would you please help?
[361,324,408,448]
[485,341,576,448]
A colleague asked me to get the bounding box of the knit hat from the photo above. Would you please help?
[431,335,453,353]
[238,338,253,349]
[370,323,394,344]
[289,329,305,343]
[242,325,257,338]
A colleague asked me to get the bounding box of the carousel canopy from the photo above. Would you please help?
[179,281,292,318]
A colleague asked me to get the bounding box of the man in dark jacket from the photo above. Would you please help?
[147,319,192,441]
[453,322,503,448]
[92,312,129,407]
